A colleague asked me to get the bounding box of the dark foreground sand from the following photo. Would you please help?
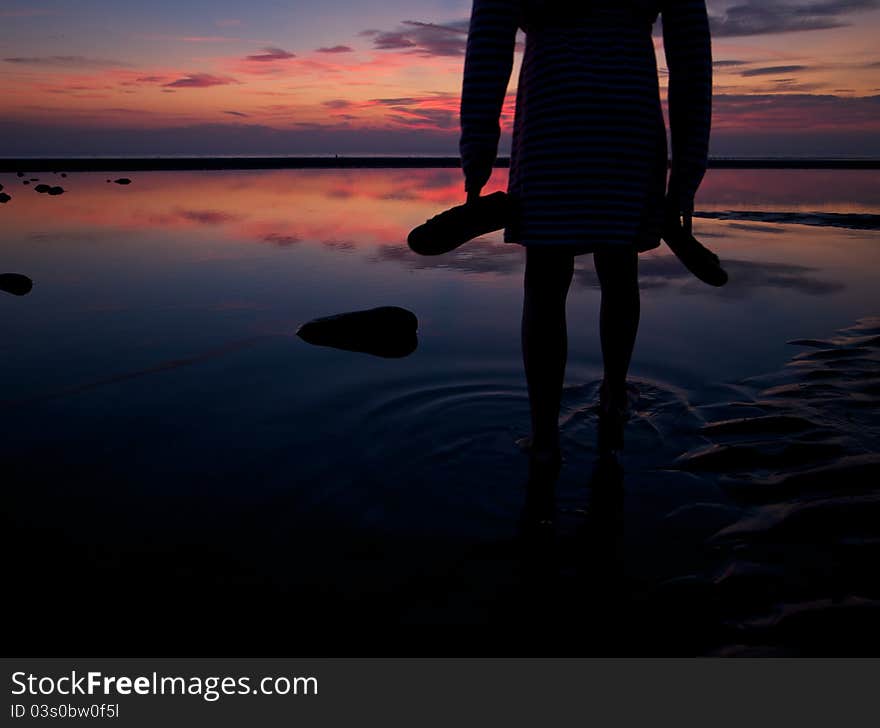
[401,316,880,655]
[5,317,879,656]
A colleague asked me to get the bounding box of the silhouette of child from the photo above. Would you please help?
[460,0,712,474]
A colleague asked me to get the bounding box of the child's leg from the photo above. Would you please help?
[593,248,640,405]
[522,247,575,458]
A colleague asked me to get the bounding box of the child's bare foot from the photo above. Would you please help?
[598,381,639,454]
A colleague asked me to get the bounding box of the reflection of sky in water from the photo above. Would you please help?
[4,166,879,652]
[0,169,878,506]
[2,168,878,395]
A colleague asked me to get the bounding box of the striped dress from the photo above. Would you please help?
[460,0,712,253]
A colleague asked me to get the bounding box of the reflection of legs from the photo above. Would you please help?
[594,248,639,406]
[522,247,574,459]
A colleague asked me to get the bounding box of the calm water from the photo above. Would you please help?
[2,167,879,653]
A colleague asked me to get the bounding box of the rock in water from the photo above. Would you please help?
[47,186,64,196]
[35,184,51,194]
[297,306,418,358]
[0,273,33,296]
[0,184,3,192]
[0,193,10,204]
[16,172,24,178]
[114,178,132,185]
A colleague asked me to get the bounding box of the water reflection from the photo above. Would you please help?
[1,167,879,655]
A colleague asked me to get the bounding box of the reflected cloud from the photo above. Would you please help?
[177,209,243,225]
[726,222,786,234]
[697,209,880,230]
[570,257,847,297]
[371,239,522,276]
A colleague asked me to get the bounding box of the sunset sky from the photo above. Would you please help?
[1,0,879,156]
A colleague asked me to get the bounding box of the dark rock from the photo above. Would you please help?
[23,181,30,185]
[0,184,3,192]
[114,178,132,185]
[47,186,65,196]
[0,193,11,204]
[61,173,67,178]
[0,273,33,296]
[16,172,24,178]
[35,184,51,194]
[297,306,418,358]
[30,178,39,182]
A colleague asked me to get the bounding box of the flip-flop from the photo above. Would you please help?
[408,191,510,256]
[662,217,728,287]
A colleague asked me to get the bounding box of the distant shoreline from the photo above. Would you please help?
[1,157,879,172]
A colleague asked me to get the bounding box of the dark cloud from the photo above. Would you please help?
[164,74,237,88]
[370,97,420,105]
[223,110,249,117]
[367,94,461,130]
[315,45,353,54]
[711,92,880,131]
[368,19,470,56]
[262,232,301,247]
[741,64,809,76]
[714,59,750,67]
[245,47,296,62]
[388,108,457,130]
[372,32,417,50]
[322,99,353,109]
[177,209,241,225]
[707,0,880,37]
[3,55,130,68]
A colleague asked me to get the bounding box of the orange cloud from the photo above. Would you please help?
[164,73,239,88]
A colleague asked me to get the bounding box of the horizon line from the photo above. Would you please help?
[2,156,879,172]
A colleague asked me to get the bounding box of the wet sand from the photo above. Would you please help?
[5,316,877,656]
[453,315,880,655]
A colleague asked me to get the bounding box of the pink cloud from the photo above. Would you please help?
[179,36,241,43]
[164,73,238,88]
[245,47,296,62]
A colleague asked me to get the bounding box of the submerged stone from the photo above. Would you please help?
[297,306,418,358]
[0,273,33,296]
